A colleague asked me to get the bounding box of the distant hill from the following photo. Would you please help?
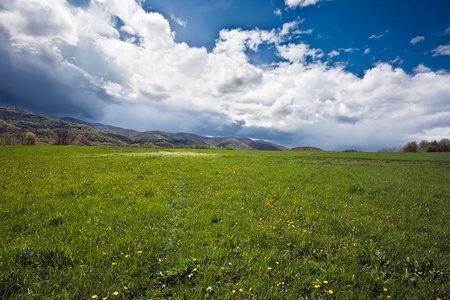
[291,146,323,151]
[129,131,286,151]
[0,105,132,146]
[61,117,140,138]
[1,105,287,150]
[62,117,286,150]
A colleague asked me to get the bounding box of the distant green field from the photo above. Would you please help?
[1,146,449,299]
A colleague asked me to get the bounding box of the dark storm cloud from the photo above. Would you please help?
[0,32,107,119]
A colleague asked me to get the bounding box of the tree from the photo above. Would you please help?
[417,139,450,152]
[74,134,91,146]
[23,132,37,145]
[418,140,429,152]
[0,132,13,146]
[438,138,450,152]
[55,128,74,145]
[402,141,417,152]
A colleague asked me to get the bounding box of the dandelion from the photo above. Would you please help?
[112,262,117,265]
[123,287,128,290]
[92,296,98,299]
[239,288,243,292]
[232,290,236,293]
[113,292,119,295]
[384,288,388,292]
[125,255,129,258]
[267,267,272,270]
[323,281,328,284]
[315,285,320,288]
[136,251,142,254]
[418,272,423,275]
[329,290,333,294]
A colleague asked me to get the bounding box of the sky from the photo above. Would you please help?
[0,0,449,151]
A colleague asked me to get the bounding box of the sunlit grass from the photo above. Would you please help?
[0,146,448,299]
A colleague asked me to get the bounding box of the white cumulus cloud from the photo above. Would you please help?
[413,64,431,73]
[284,0,324,9]
[328,50,340,58]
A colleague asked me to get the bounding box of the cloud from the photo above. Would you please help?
[364,48,370,54]
[432,45,450,56]
[413,64,431,73]
[369,30,389,39]
[0,0,449,151]
[274,9,282,17]
[328,50,340,58]
[277,43,323,63]
[389,56,404,65]
[284,0,324,9]
[444,25,450,35]
[280,19,304,36]
[170,13,187,28]
[339,48,357,53]
[410,36,425,45]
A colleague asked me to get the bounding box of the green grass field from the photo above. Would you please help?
[1,146,449,299]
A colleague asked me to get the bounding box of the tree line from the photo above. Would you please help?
[402,139,450,152]
[0,128,91,146]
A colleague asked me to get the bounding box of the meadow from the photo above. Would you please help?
[0,146,448,299]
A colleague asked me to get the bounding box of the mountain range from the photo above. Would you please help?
[0,105,289,150]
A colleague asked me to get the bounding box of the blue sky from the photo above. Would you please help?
[139,0,450,76]
[0,0,449,150]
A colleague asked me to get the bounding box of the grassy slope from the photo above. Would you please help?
[0,146,448,299]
